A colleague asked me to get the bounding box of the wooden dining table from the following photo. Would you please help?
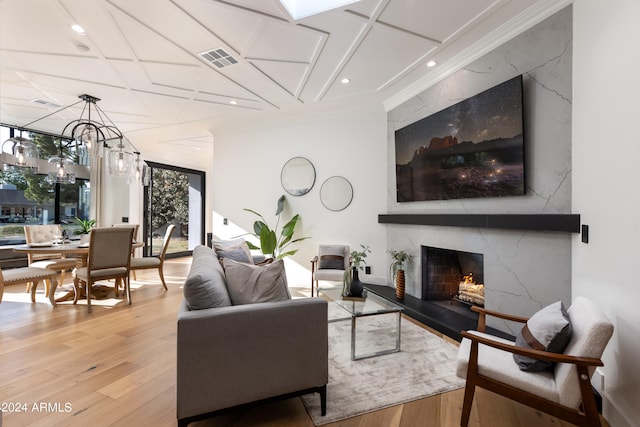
[13,240,144,305]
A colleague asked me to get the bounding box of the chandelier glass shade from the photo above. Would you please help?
[46,153,76,184]
[1,133,39,172]
[107,141,134,177]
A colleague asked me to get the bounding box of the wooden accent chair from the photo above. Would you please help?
[456,297,613,427]
[310,244,349,297]
[0,266,58,305]
[129,224,175,290]
[23,224,78,292]
[73,227,134,313]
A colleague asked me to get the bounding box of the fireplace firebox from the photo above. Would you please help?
[421,246,485,306]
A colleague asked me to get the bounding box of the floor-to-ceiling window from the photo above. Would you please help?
[143,161,204,258]
[0,125,91,246]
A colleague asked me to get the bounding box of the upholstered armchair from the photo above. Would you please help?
[456,297,613,427]
[310,244,350,297]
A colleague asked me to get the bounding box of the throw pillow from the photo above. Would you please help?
[514,301,572,371]
[222,258,291,305]
[318,245,347,270]
[183,245,232,309]
[215,247,252,263]
[212,237,254,264]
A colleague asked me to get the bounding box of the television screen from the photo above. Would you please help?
[394,75,525,202]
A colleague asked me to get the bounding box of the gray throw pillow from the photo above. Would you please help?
[222,258,291,305]
[215,247,252,263]
[212,238,254,265]
[183,245,232,309]
[514,301,572,371]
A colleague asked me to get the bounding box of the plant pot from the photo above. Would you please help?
[80,233,91,244]
[349,267,363,297]
[395,269,405,299]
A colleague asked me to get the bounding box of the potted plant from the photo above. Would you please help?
[343,244,371,297]
[388,249,413,299]
[73,217,96,243]
[242,195,309,259]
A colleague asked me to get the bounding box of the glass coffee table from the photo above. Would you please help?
[323,287,403,360]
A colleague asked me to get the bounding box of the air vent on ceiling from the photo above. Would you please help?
[199,48,238,69]
[30,99,62,109]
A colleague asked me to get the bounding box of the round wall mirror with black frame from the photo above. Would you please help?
[280,157,316,196]
[320,176,353,211]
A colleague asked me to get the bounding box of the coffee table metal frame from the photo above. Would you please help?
[326,288,403,361]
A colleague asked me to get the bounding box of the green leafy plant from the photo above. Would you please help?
[388,249,413,280]
[350,244,371,270]
[243,195,309,259]
[343,244,371,290]
[72,217,96,235]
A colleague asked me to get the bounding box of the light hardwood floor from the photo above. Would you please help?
[0,257,610,427]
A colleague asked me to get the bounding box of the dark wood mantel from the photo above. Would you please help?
[378,213,581,233]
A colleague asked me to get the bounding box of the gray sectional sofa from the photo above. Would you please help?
[177,245,328,427]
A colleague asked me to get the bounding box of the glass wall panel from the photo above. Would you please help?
[143,162,204,257]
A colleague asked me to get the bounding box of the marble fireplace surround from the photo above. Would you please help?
[384,7,574,337]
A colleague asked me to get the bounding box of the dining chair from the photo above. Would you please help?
[113,223,139,278]
[73,227,134,313]
[23,224,78,293]
[0,266,59,305]
[129,224,175,290]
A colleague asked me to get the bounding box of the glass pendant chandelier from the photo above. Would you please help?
[2,94,145,184]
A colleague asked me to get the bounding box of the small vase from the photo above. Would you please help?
[395,269,405,299]
[349,268,363,297]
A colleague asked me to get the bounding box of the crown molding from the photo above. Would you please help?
[383,0,573,112]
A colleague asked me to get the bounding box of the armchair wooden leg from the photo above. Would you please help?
[577,365,602,427]
[159,267,168,290]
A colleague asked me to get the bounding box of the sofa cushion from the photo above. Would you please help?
[222,258,290,305]
[514,301,572,371]
[212,237,254,264]
[183,245,232,310]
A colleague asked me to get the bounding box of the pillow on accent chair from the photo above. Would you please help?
[222,258,290,305]
[318,245,347,270]
[514,301,572,371]
[212,237,254,264]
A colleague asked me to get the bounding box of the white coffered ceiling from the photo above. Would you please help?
[0,0,566,155]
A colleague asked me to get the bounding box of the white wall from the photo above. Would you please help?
[573,1,640,426]
[211,104,388,286]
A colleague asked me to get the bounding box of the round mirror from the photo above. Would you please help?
[280,157,315,196]
[320,176,353,211]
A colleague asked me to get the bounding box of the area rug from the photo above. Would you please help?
[301,303,465,425]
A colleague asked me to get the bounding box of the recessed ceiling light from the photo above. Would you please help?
[427,60,437,68]
[341,78,350,84]
[71,24,86,34]
[229,100,238,105]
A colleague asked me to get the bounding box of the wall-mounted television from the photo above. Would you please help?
[394,75,525,202]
